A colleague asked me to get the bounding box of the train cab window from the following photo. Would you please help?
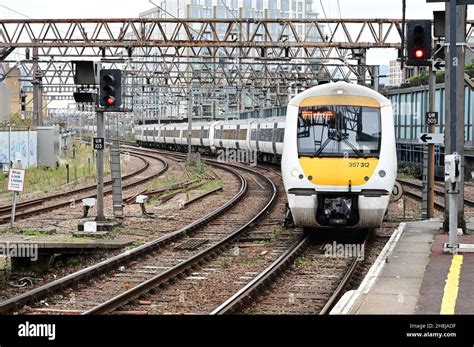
[297,106,381,158]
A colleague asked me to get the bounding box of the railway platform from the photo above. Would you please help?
[0,235,133,254]
[332,219,474,315]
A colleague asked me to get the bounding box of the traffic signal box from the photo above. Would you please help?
[406,20,432,66]
[99,69,122,109]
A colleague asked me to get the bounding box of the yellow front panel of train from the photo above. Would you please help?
[299,157,379,186]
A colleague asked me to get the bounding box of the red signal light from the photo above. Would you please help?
[414,48,425,59]
[105,96,115,106]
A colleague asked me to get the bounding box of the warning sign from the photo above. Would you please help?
[7,169,26,193]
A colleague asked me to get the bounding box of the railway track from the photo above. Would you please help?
[397,178,474,209]
[102,146,377,316]
[0,156,277,315]
[0,150,168,224]
[209,231,368,315]
[2,143,367,315]
[108,164,297,315]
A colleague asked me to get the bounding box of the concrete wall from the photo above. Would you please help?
[0,128,38,171]
[0,83,11,121]
[37,127,59,167]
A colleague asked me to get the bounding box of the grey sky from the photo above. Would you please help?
[0,0,467,20]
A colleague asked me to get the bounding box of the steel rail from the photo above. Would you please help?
[0,151,163,224]
[319,232,371,315]
[211,234,308,315]
[397,179,474,209]
[0,155,245,314]
[0,152,148,217]
[82,162,277,315]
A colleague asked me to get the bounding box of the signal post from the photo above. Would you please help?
[95,69,123,223]
[405,19,436,220]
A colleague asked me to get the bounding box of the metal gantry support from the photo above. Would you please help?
[31,45,43,126]
[0,17,426,121]
[0,18,408,53]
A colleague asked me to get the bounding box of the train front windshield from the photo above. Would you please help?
[297,105,381,158]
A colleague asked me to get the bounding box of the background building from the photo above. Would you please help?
[388,60,423,87]
[389,60,404,87]
[0,64,44,122]
[131,0,319,122]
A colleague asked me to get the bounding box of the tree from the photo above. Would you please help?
[0,113,33,127]
[406,60,473,87]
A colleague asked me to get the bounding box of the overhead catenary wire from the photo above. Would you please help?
[337,0,343,20]
[319,0,335,40]
[0,4,31,18]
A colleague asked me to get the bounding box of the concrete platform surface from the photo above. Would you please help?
[334,219,474,315]
[0,236,133,250]
[349,220,438,314]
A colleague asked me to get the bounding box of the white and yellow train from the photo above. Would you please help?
[135,81,397,230]
[282,82,397,229]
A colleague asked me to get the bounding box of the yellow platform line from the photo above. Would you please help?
[440,255,464,315]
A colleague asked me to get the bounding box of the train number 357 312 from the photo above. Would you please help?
[349,162,370,168]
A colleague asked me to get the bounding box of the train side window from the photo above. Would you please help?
[264,129,273,142]
[276,128,285,143]
[251,129,257,141]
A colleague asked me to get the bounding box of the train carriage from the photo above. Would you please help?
[212,119,251,151]
[190,122,212,148]
[249,117,285,161]
[143,126,157,146]
[162,124,181,146]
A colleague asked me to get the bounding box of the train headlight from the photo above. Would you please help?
[291,169,299,178]
[379,170,387,178]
